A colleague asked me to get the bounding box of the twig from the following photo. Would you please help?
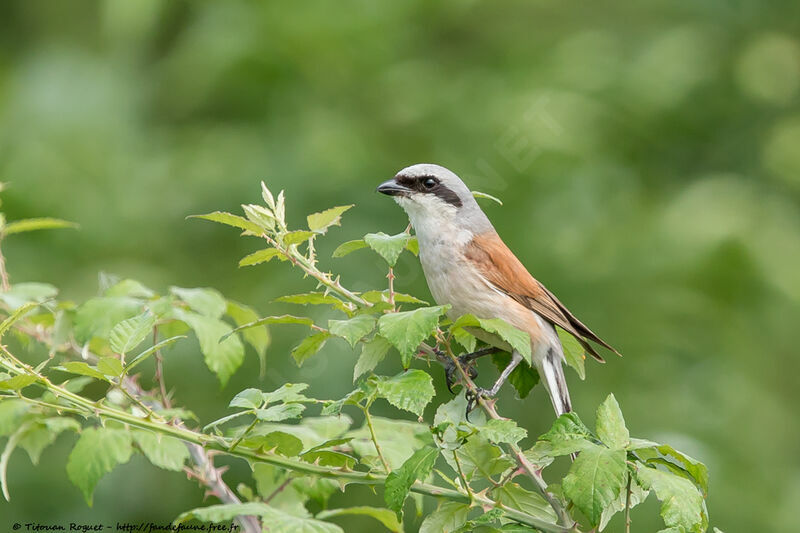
[0,241,9,291]
[625,470,632,533]
[363,402,391,473]
[263,476,293,504]
[229,416,258,452]
[387,267,395,310]
[152,326,171,409]
[452,450,473,502]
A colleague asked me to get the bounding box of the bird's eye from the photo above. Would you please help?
[422,178,437,189]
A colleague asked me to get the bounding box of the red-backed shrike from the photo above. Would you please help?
[377,163,620,417]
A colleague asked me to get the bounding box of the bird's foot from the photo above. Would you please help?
[444,353,479,393]
[465,387,494,419]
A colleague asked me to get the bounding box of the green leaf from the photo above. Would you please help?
[354,336,392,381]
[361,290,427,305]
[329,315,376,348]
[104,279,155,298]
[229,388,263,409]
[2,217,78,236]
[472,191,504,205]
[0,374,37,391]
[226,301,270,376]
[300,450,356,468]
[596,394,630,450]
[0,302,39,340]
[653,444,709,496]
[109,311,155,356]
[406,236,419,256]
[376,370,435,417]
[384,446,439,517]
[536,412,596,456]
[188,211,263,234]
[242,204,277,231]
[637,466,708,533]
[224,315,314,341]
[256,403,306,422]
[263,383,311,404]
[73,297,144,343]
[276,292,347,311]
[124,335,185,374]
[556,327,586,380]
[18,418,80,466]
[481,419,527,446]
[332,239,367,258]
[364,232,410,266]
[0,400,30,437]
[307,205,354,234]
[173,309,244,388]
[66,428,133,506]
[451,314,532,362]
[419,501,470,533]
[600,470,649,531]
[317,507,401,532]
[239,248,282,267]
[292,332,331,366]
[455,436,514,482]
[132,431,190,471]
[176,503,344,533]
[491,352,539,399]
[60,362,109,382]
[284,230,315,246]
[0,283,57,311]
[97,357,123,377]
[378,305,449,367]
[244,431,304,456]
[493,483,558,523]
[1,422,29,500]
[562,444,627,527]
[170,287,227,319]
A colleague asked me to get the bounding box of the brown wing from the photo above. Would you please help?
[465,232,621,361]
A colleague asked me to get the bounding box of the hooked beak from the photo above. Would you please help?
[376,179,410,197]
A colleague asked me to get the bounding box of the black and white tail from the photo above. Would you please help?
[536,346,572,417]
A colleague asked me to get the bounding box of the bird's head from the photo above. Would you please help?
[377,163,492,234]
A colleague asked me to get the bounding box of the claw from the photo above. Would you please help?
[444,354,479,394]
[464,387,489,421]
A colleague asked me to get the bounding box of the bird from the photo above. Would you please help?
[376,163,620,418]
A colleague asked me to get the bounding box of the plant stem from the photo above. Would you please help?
[363,403,391,473]
[152,326,171,409]
[625,470,632,533]
[229,416,258,452]
[452,450,473,502]
[387,267,395,310]
[0,240,9,291]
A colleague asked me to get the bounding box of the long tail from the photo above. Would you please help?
[535,347,572,417]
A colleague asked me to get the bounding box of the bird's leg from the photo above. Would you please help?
[444,346,501,393]
[465,350,523,414]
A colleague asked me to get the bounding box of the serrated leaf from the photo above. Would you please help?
[364,232,410,266]
[472,191,504,205]
[172,309,244,388]
[317,507,401,532]
[176,503,344,533]
[491,352,539,399]
[378,306,449,367]
[0,283,58,311]
[276,292,347,311]
[481,419,527,446]
[596,394,629,450]
[562,444,627,527]
[329,315,376,348]
[451,314,531,362]
[384,446,439,518]
[170,287,227,319]
[637,466,708,533]
[226,301,269,377]
[0,400,30,437]
[332,239,367,258]
[66,428,133,506]
[654,444,709,497]
[73,297,142,342]
[536,412,596,456]
[124,335,185,374]
[242,204,276,231]
[0,375,37,391]
[263,383,310,405]
[0,302,39,340]
[60,362,109,382]
[354,336,392,381]
[244,431,304,457]
[376,370,435,417]
[256,403,306,422]
[239,248,282,267]
[406,236,419,256]
[97,357,123,377]
[133,431,190,471]
[109,311,155,356]
[189,211,263,234]
[307,205,354,234]
[2,217,78,236]
[456,435,515,482]
[283,230,315,246]
[493,483,558,523]
[229,388,263,409]
[360,290,427,305]
[419,501,470,533]
[19,418,80,466]
[292,332,330,366]
[556,327,586,380]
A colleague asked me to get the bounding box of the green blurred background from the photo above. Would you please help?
[1,0,799,531]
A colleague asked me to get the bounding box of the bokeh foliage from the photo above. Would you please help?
[0,1,798,531]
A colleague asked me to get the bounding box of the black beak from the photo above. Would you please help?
[376,179,410,197]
